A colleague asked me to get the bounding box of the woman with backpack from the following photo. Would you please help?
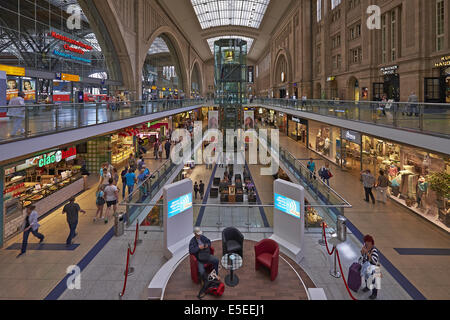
[94,185,106,222]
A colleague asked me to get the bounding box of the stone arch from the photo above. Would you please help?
[141,26,189,95]
[273,48,293,88]
[190,59,204,97]
[347,76,360,101]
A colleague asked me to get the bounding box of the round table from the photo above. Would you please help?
[221,253,243,287]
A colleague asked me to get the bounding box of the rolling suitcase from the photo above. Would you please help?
[347,262,362,292]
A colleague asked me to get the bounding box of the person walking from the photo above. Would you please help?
[199,180,205,200]
[407,91,419,117]
[128,155,137,172]
[99,168,111,187]
[17,206,45,258]
[165,139,171,159]
[193,182,199,200]
[95,185,106,222]
[104,178,119,224]
[376,170,390,204]
[120,167,128,199]
[360,235,380,300]
[124,169,137,201]
[62,197,86,246]
[158,142,163,159]
[307,158,316,180]
[8,91,26,136]
[361,170,376,204]
[112,167,119,186]
[154,140,159,160]
[319,163,332,186]
[137,169,148,201]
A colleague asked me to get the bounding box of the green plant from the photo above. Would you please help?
[427,172,450,199]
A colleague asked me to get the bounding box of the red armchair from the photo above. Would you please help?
[254,239,279,281]
[190,246,215,284]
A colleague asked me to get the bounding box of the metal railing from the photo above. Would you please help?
[0,98,207,143]
[249,98,450,136]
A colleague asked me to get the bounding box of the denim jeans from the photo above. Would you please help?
[21,228,44,253]
[66,221,78,245]
[127,184,134,201]
[198,255,219,276]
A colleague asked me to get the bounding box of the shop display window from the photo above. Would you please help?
[308,121,341,164]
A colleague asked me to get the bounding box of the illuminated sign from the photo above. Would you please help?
[50,31,93,51]
[0,64,25,76]
[341,129,362,144]
[274,193,301,219]
[380,66,398,75]
[435,56,450,68]
[55,73,80,82]
[168,193,193,218]
[38,147,77,168]
[327,76,336,82]
[53,50,91,64]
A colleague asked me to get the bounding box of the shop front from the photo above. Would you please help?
[362,135,450,230]
[274,112,287,135]
[308,120,341,165]
[287,115,307,146]
[340,129,362,174]
[373,65,400,101]
[425,55,450,103]
[2,146,85,242]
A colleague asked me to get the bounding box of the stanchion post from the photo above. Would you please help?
[330,246,341,279]
[124,244,135,276]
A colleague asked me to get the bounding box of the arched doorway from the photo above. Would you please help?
[274,53,288,98]
[142,35,185,100]
[348,77,360,101]
[191,62,202,98]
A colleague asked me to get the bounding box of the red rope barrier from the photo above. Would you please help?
[120,247,131,298]
[321,223,358,301]
[130,222,139,256]
[321,223,335,255]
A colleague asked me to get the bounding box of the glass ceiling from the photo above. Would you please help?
[148,37,170,55]
[207,36,254,54]
[191,0,270,29]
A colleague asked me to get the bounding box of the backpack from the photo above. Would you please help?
[197,271,225,299]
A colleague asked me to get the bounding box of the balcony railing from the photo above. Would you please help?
[249,98,450,137]
[0,98,206,144]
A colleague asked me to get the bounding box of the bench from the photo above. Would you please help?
[148,249,188,300]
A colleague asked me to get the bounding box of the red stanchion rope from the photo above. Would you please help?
[321,223,335,255]
[129,222,139,256]
[120,247,131,297]
[321,223,358,301]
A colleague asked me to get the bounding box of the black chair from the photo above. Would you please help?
[213,177,220,186]
[222,227,244,258]
[210,188,219,198]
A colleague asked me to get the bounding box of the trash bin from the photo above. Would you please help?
[114,213,125,237]
[336,215,347,242]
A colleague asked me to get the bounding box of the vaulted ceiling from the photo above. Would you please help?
[157,0,295,62]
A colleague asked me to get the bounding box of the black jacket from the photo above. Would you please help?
[189,235,211,259]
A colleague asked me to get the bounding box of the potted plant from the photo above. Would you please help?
[427,172,450,209]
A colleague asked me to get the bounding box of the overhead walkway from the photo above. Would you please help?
[0,99,208,163]
[246,99,450,155]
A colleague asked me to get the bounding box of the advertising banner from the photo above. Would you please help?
[22,78,36,101]
[168,193,193,219]
[6,77,19,101]
[243,110,254,130]
[274,193,301,219]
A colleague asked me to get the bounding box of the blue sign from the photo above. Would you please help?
[168,193,193,218]
[274,193,301,219]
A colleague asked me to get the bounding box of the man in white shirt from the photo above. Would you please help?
[103,178,119,224]
[8,92,26,136]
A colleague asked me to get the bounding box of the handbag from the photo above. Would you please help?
[198,248,211,263]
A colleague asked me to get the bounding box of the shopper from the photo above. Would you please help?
[360,235,380,300]
[138,169,148,201]
[95,185,106,222]
[17,206,45,258]
[361,170,376,204]
[199,180,205,200]
[62,197,86,246]
[120,167,128,199]
[318,163,332,186]
[194,182,199,200]
[189,227,220,279]
[8,91,26,136]
[112,167,119,186]
[307,158,316,180]
[154,141,159,159]
[165,140,171,159]
[128,155,137,172]
[407,91,419,117]
[158,141,163,159]
[125,169,137,201]
[104,178,119,224]
[376,170,390,204]
[99,168,111,187]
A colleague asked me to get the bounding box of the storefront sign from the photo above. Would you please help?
[50,31,93,51]
[341,129,362,145]
[435,55,450,68]
[0,65,25,76]
[380,66,398,75]
[33,147,77,168]
[53,49,92,64]
[292,117,301,123]
[327,76,336,82]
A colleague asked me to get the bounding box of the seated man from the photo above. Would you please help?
[189,227,220,280]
